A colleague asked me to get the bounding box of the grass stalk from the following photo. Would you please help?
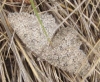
[30,0,50,42]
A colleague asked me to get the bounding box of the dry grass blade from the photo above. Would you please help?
[55,0,86,31]
[0,10,31,82]
[0,0,6,12]
[81,57,100,82]
[15,37,42,82]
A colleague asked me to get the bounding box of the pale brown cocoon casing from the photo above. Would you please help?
[8,12,90,76]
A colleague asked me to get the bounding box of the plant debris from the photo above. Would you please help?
[7,0,30,4]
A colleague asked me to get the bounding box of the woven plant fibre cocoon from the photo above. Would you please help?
[41,27,90,76]
[8,12,57,55]
[8,12,90,76]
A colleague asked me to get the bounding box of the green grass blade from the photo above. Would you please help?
[30,0,50,42]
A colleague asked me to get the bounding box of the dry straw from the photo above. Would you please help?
[0,0,100,82]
